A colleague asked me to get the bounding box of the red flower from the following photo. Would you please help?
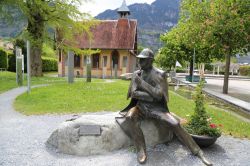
[209,123,217,128]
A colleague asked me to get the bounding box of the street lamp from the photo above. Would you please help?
[192,47,196,82]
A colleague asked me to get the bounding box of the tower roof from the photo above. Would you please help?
[117,0,130,15]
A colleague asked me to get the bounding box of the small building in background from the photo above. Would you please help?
[0,39,14,51]
[58,0,137,78]
[236,53,250,65]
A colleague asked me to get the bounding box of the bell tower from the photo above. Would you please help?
[117,0,130,18]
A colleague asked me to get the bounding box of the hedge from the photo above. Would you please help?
[239,66,250,76]
[0,48,8,69]
[8,53,16,72]
[8,55,58,72]
[42,57,58,72]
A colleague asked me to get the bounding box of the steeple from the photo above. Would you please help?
[117,0,130,18]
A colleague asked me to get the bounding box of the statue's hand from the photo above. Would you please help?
[131,90,153,102]
[134,75,142,86]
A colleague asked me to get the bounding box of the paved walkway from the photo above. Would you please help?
[202,78,250,114]
[204,78,250,103]
[175,75,250,114]
[0,87,250,166]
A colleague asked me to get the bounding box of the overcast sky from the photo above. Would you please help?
[80,0,156,17]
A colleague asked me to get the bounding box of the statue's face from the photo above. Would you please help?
[138,58,153,70]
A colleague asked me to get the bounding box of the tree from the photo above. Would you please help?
[0,0,96,76]
[160,0,250,94]
[202,0,250,94]
[156,28,186,71]
[159,22,213,76]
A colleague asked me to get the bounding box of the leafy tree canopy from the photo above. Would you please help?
[0,0,98,76]
[159,0,250,93]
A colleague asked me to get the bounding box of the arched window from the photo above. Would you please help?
[111,50,119,69]
[74,55,80,67]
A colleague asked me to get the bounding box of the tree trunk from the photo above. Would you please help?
[30,45,43,76]
[27,11,44,77]
[223,52,231,94]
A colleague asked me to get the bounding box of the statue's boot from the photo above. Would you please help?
[116,112,147,164]
[197,150,213,166]
[133,124,147,164]
[137,146,147,164]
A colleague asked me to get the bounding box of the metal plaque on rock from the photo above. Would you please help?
[79,125,101,136]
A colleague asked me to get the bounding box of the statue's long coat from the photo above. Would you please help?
[120,67,169,116]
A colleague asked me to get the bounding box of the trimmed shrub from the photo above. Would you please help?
[42,57,58,72]
[239,66,250,76]
[176,67,186,73]
[0,48,8,69]
[8,55,58,72]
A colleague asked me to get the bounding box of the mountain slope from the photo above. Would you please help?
[0,6,27,38]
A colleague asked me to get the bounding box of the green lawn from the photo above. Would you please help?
[2,71,250,139]
[0,71,18,93]
[168,91,250,138]
[0,71,65,93]
[15,79,130,115]
[14,78,250,138]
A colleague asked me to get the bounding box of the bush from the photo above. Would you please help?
[8,55,58,72]
[42,57,58,72]
[176,67,186,73]
[205,63,213,71]
[7,53,16,72]
[239,66,250,76]
[0,48,8,69]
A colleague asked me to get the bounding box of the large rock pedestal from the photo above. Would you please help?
[47,112,174,156]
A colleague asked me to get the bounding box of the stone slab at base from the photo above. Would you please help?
[46,112,174,156]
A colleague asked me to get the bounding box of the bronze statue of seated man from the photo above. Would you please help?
[116,48,212,165]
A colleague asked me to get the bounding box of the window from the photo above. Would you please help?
[123,56,127,67]
[103,56,107,67]
[74,55,80,67]
[83,56,87,66]
[111,50,119,69]
[92,53,100,68]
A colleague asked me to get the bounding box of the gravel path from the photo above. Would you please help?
[0,87,250,166]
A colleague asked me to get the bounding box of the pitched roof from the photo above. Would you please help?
[76,19,137,50]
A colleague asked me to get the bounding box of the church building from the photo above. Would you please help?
[58,0,138,78]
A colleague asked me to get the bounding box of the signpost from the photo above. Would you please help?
[27,41,31,94]
[192,48,196,83]
[114,64,118,79]
[67,51,74,83]
[86,56,91,82]
[16,47,23,86]
[22,54,24,81]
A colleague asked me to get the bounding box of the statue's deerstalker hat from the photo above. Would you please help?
[136,48,154,59]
